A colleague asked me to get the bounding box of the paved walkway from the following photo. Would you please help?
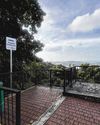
[21,86,62,125]
[44,97,100,125]
[1,86,100,125]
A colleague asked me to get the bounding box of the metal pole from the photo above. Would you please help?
[49,70,52,87]
[10,50,12,88]
[63,70,66,95]
[16,91,21,125]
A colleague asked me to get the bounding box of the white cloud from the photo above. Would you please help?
[36,1,100,62]
[35,5,69,44]
[44,38,100,51]
[35,8,59,45]
[68,8,100,32]
[36,37,100,61]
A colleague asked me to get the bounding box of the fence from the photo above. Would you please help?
[63,65,100,95]
[75,65,100,83]
[35,69,64,87]
[0,69,64,125]
[0,87,21,125]
[0,71,37,89]
[0,69,64,89]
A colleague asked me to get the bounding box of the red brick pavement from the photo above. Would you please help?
[21,86,62,125]
[44,97,100,125]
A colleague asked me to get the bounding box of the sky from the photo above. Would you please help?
[35,0,100,62]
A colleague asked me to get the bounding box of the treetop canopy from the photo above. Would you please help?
[0,0,45,37]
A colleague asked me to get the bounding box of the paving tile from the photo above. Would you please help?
[20,86,62,125]
[44,97,100,125]
[0,86,62,125]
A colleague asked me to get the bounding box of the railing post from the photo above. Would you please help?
[35,70,37,85]
[70,68,72,83]
[67,69,70,85]
[49,70,52,87]
[68,68,72,88]
[63,70,66,95]
[74,66,77,83]
[16,91,21,125]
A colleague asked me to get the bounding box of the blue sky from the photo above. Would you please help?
[35,0,100,62]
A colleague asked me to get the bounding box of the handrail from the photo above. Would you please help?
[0,87,21,125]
[0,86,20,93]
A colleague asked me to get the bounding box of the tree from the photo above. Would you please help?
[0,0,45,73]
[77,64,100,83]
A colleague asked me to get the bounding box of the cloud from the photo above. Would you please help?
[68,8,100,32]
[36,38,100,62]
[45,45,62,52]
[35,37,100,62]
[43,38,100,52]
[36,1,100,62]
[35,5,70,44]
[35,8,59,43]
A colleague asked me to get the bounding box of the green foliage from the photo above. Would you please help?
[0,0,45,73]
[49,64,65,86]
[77,64,100,83]
[50,64,65,71]
[21,62,66,88]
[0,0,46,89]
[0,0,66,89]
[0,0,45,36]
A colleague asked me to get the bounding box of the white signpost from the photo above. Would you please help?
[6,37,17,88]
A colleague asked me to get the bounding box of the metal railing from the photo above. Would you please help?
[0,69,64,124]
[75,65,100,83]
[0,69,64,89]
[63,65,100,95]
[0,71,37,89]
[63,67,76,94]
[29,69,64,88]
[0,87,21,125]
